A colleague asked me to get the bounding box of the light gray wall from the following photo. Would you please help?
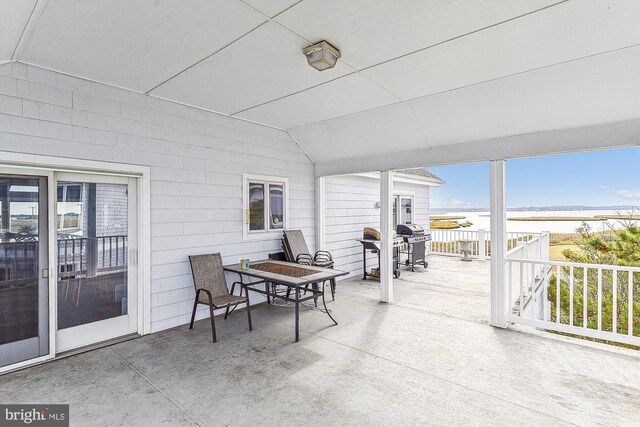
[325,174,430,278]
[0,62,315,332]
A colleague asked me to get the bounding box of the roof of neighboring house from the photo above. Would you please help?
[395,168,444,184]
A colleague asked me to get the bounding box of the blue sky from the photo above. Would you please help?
[427,147,640,209]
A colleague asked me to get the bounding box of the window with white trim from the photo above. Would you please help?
[393,194,415,228]
[243,174,288,238]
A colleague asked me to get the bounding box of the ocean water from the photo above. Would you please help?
[435,209,636,234]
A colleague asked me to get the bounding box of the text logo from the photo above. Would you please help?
[0,405,68,427]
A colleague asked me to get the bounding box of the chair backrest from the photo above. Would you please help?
[283,230,310,262]
[188,253,229,298]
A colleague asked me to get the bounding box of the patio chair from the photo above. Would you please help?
[188,253,252,342]
[282,229,336,301]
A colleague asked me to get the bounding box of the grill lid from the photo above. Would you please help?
[396,224,424,235]
[363,227,381,240]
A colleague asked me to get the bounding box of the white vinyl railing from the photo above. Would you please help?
[430,229,541,260]
[505,257,640,347]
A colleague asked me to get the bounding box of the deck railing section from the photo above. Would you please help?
[430,229,541,260]
[58,235,128,278]
[0,240,39,289]
[506,250,640,347]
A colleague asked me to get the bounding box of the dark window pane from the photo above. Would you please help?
[269,184,284,230]
[401,197,412,224]
[57,184,82,202]
[249,183,264,231]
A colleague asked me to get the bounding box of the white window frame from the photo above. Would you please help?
[393,192,415,227]
[242,174,289,241]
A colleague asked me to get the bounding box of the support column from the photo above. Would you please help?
[380,170,394,303]
[315,176,326,252]
[490,160,507,327]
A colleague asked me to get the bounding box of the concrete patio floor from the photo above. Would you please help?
[2,256,640,426]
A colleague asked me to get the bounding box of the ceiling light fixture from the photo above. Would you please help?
[303,40,341,71]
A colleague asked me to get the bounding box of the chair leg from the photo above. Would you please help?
[189,297,198,329]
[331,278,336,301]
[245,289,253,331]
[209,303,217,343]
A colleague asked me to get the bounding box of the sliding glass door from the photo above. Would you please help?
[55,173,138,352]
[0,171,50,369]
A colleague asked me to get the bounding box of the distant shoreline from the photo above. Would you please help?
[432,205,636,213]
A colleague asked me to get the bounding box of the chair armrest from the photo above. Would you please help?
[195,288,213,305]
[314,250,333,262]
[296,253,314,265]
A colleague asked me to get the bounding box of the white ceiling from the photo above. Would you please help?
[2,0,640,170]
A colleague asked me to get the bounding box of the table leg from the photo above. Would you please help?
[265,281,271,304]
[322,280,338,326]
[362,246,367,279]
[295,286,300,342]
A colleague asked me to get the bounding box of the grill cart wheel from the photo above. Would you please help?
[423,261,428,268]
[394,269,401,279]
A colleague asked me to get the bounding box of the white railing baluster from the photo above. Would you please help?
[569,266,574,327]
[531,262,536,320]
[629,270,633,337]
[597,268,602,331]
[556,264,561,323]
[612,269,617,334]
[520,262,524,318]
[584,267,588,329]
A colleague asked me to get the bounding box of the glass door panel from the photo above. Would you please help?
[0,174,49,368]
[55,174,137,352]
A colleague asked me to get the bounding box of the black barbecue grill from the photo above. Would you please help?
[396,224,431,271]
[356,227,403,280]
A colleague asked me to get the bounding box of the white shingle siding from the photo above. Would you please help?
[325,174,430,278]
[0,62,315,333]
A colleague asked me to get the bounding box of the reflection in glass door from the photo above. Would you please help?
[0,174,49,368]
[56,174,137,352]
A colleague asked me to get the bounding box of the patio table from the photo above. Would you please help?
[224,260,348,342]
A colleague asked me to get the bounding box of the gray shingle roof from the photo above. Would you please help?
[395,168,444,183]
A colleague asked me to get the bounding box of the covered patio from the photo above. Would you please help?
[1,1,639,424]
[2,255,639,426]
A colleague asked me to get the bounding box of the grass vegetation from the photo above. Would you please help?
[509,216,605,221]
[430,215,466,221]
[430,220,473,229]
[594,214,640,220]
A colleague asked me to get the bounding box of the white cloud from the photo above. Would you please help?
[615,189,640,200]
[597,185,607,190]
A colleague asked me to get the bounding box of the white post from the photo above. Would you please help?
[478,229,486,260]
[380,170,394,303]
[490,160,507,328]
[316,176,326,252]
[541,230,550,261]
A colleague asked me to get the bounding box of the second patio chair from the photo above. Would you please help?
[188,253,252,342]
[282,229,337,301]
